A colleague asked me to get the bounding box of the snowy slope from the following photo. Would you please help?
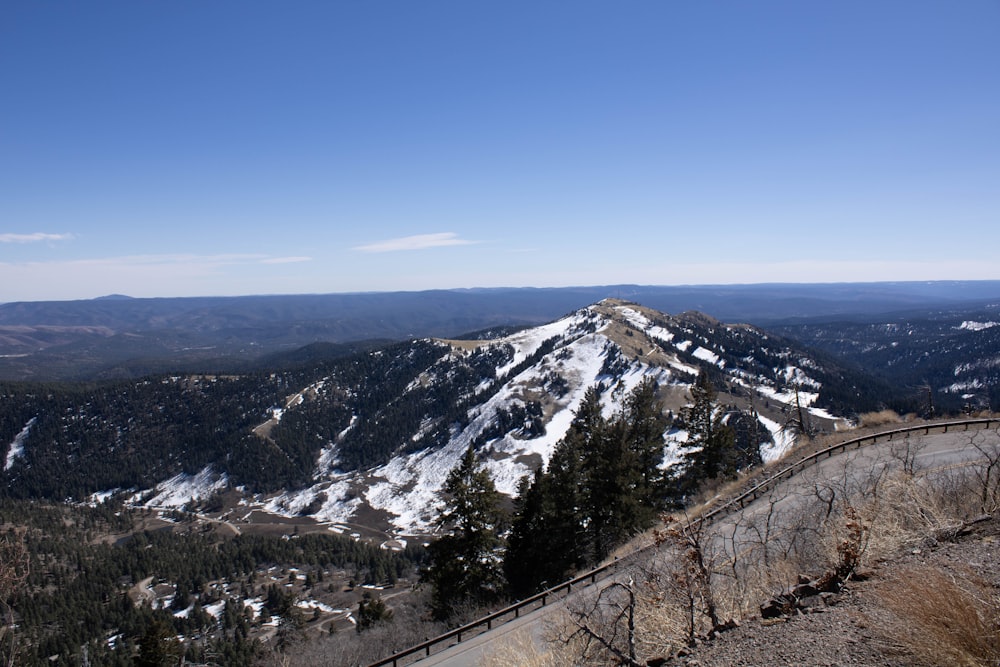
[193,300,850,536]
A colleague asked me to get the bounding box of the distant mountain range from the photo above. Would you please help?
[2,281,999,381]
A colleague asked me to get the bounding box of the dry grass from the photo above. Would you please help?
[476,628,566,667]
[858,410,903,428]
[879,566,1000,667]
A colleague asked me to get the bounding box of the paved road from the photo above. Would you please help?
[395,421,1000,667]
[710,424,1000,564]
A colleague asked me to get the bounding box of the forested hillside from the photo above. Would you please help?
[772,301,1000,414]
[2,301,901,534]
[1,497,425,666]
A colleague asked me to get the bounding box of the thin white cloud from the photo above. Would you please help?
[63,253,268,266]
[0,232,73,243]
[353,232,478,253]
[0,253,316,301]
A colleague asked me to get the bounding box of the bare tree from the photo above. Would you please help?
[563,579,641,667]
[967,430,1000,514]
[888,432,926,477]
[656,520,728,645]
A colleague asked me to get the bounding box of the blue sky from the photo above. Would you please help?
[1,1,998,302]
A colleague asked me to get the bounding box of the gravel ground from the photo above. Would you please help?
[665,516,1000,667]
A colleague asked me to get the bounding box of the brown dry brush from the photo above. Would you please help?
[879,566,1000,667]
[653,520,735,646]
[477,628,565,667]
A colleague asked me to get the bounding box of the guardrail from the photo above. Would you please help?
[696,417,1000,527]
[368,417,1000,667]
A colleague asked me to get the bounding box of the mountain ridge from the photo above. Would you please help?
[3,281,999,381]
[2,299,877,539]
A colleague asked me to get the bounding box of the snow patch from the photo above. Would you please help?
[958,321,999,332]
[662,428,690,469]
[646,326,675,344]
[782,366,821,390]
[615,306,651,329]
[205,600,226,618]
[758,415,796,463]
[493,309,604,378]
[692,346,720,365]
[88,489,122,506]
[757,385,819,408]
[296,600,340,614]
[946,379,985,393]
[263,477,362,525]
[136,467,227,508]
[4,417,35,470]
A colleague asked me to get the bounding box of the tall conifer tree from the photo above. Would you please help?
[424,445,506,621]
[680,371,737,493]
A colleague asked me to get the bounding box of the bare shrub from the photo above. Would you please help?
[887,431,925,475]
[966,429,1000,514]
[254,589,448,667]
[879,566,1000,667]
[561,580,642,666]
[552,558,697,666]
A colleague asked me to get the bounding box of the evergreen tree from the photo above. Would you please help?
[542,418,591,574]
[505,382,670,593]
[135,616,182,667]
[679,371,737,493]
[620,378,669,520]
[356,593,393,632]
[504,470,552,598]
[583,380,669,561]
[424,445,506,621]
[584,415,634,561]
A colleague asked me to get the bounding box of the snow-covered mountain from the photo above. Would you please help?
[3,299,897,539]
[133,299,870,537]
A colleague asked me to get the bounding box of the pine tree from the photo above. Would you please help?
[680,371,737,494]
[584,415,637,561]
[543,420,591,573]
[504,469,554,598]
[620,378,669,517]
[135,616,182,667]
[424,445,506,621]
[356,593,393,633]
[504,383,671,595]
